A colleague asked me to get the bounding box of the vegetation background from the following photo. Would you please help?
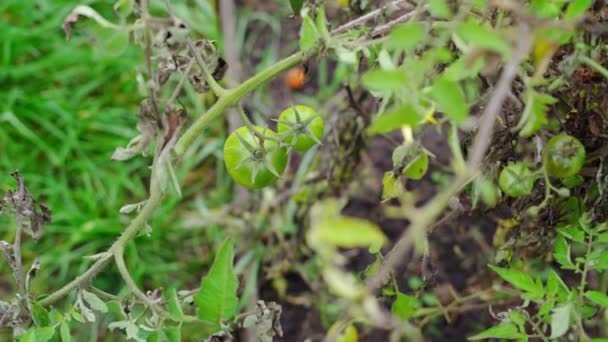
[1,0,608,341]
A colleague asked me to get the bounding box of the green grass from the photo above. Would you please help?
[0,0,229,302]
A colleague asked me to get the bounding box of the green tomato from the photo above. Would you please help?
[277,105,324,152]
[499,163,535,197]
[543,134,586,178]
[223,126,288,189]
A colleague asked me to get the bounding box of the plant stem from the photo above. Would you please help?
[14,215,25,298]
[575,233,594,340]
[40,51,305,307]
[579,55,608,79]
[186,38,228,97]
[39,188,163,307]
[114,246,155,308]
[173,51,305,155]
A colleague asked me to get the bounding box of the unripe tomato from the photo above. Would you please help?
[223,126,288,189]
[543,134,586,178]
[499,163,535,197]
[277,105,324,152]
[284,66,306,91]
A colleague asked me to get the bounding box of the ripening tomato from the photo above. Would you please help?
[223,126,288,189]
[284,66,306,90]
[543,134,586,178]
[277,105,324,152]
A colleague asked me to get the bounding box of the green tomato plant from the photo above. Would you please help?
[2,0,608,341]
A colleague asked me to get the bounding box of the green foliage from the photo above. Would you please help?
[2,0,607,341]
[429,77,468,123]
[195,240,239,333]
[468,323,524,340]
[386,23,425,52]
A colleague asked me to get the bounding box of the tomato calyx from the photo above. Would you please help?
[276,106,322,150]
[233,129,283,184]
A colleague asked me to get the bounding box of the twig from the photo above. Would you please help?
[468,24,532,170]
[13,215,25,297]
[141,0,162,117]
[331,0,413,35]
[114,246,156,309]
[370,9,418,37]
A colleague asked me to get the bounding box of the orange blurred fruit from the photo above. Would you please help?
[284,66,306,90]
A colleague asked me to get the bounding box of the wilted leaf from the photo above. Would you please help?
[63,5,122,40]
[112,100,161,161]
[1,171,52,241]
[82,289,108,313]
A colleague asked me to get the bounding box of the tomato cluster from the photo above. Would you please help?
[223,105,324,189]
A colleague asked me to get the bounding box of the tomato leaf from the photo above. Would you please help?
[386,23,425,52]
[428,0,452,18]
[195,239,239,332]
[554,235,576,270]
[289,0,304,15]
[457,20,511,56]
[362,69,407,92]
[367,103,424,135]
[565,0,593,19]
[82,289,108,313]
[310,216,387,253]
[299,11,318,52]
[468,323,524,340]
[60,322,71,342]
[550,304,572,339]
[585,291,608,308]
[516,91,556,137]
[430,77,468,123]
[165,288,184,321]
[392,292,420,321]
[489,265,543,299]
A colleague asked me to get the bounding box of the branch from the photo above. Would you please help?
[331,0,414,35]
